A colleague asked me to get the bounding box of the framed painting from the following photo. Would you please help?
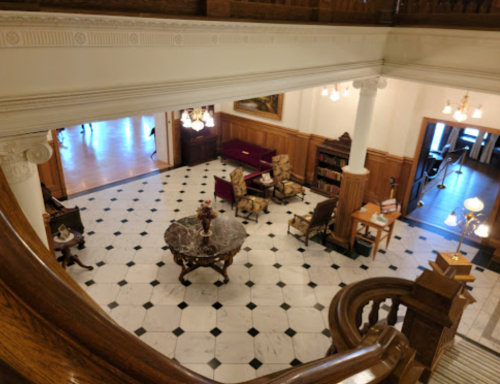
[233,94,284,121]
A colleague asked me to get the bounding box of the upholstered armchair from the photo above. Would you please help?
[230,167,269,222]
[288,197,338,246]
[214,161,272,209]
[272,154,305,202]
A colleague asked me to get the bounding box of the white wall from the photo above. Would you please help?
[221,78,500,158]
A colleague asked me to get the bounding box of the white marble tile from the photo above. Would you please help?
[293,333,331,363]
[150,284,185,305]
[185,284,218,306]
[303,250,332,266]
[315,286,341,307]
[253,307,289,332]
[248,250,277,265]
[245,235,274,251]
[186,267,221,284]
[218,284,251,306]
[115,284,153,305]
[140,332,177,358]
[215,332,255,364]
[250,265,280,285]
[112,234,144,249]
[86,283,120,305]
[157,264,183,283]
[288,308,325,332]
[217,306,253,332]
[134,247,164,264]
[275,250,304,266]
[180,306,217,331]
[110,305,146,332]
[126,264,159,284]
[308,266,341,286]
[337,267,369,285]
[214,364,256,383]
[93,264,128,283]
[175,333,215,364]
[226,265,250,284]
[282,285,317,307]
[255,333,294,364]
[104,248,136,264]
[251,285,284,306]
[143,305,182,332]
[279,266,310,285]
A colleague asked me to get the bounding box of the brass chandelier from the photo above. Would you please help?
[181,107,214,131]
[442,92,482,123]
[321,84,350,102]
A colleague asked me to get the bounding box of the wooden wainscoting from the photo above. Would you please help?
[219,112,414,205]
[38,131,67,199]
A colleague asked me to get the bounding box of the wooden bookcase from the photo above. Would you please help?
[311,133,351,197]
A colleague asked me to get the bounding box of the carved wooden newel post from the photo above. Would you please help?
[400,270,474,383]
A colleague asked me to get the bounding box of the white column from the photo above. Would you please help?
[0,132,53,248]
[347,76,387,174]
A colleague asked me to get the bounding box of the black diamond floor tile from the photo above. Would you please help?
[178,302,188,310]
[322,328,331,338]
[214,281,223,287]
[96,261,105,267]
[108,301,119,309]
[212,302,223,310]
[150,280,160,287]
[249,358,263,370]
[360,265,369,270]
[118,280,128,287]
[134,327,147,337]
[273,263,282,269]
[285,328,296,337]
[276,281,286,288]
[314,303,325,311]
[245,281,255,288]
[290,358,302,366]
[208,357,221,370]
[389,265,398,271]
[210,327,222,337]
[248,328,259,337]
[246,302,257,310]
[172,327,185,337]
[85,280,95,287]
[143,301,154,310]
[331,264,340,270]
[280,303,290,311]
[308,282,317,288]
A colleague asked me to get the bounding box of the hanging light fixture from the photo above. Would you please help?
[442,92,483,123]
[321,83,350,102]
[181,107,214,132]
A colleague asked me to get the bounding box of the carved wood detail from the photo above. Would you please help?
[37,134,67,199]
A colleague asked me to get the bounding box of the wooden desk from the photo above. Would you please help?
[429,252,476,284]
[350,203,401,259]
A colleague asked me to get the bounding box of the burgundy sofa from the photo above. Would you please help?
[222,139,276,169]
[214,161,273,209]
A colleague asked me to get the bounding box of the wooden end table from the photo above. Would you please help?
[350,203,401,259]
[253,178,282,205]
[164,215,246,283]
[53,230,93,271]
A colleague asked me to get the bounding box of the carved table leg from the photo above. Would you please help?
[62,248,93,271]
[222,257,233,284]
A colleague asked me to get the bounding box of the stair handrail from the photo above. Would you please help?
[0,165,410,384]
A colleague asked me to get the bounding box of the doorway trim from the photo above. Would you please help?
[403,117,500,247]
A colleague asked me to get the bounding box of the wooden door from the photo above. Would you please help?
[38,129,67,199]
[406,123,436,214]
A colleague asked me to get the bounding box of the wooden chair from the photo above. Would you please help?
[230,167,269,222]
[272,154,305,203]
[288,197,338,246]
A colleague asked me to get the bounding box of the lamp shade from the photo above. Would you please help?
[182,118,192,128]
[205,117,215,127]
[330,90,340,101]
[472,108,482,119]
[181,111,189,122]
[321,87,329,97]
[444,212,457,227]
[191,119,204,131]
[464,197,484,212]
[474,223,490,238]
[442,103,452,114]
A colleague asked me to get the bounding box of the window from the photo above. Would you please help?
[462,128,488,143]
[430,123,445,152]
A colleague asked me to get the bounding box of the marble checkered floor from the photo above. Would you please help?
[63,159,500,383]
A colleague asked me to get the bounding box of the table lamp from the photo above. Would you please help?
[444,197,489,260]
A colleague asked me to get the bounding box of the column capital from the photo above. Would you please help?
[353,76,387,97]
[0,131,52,184]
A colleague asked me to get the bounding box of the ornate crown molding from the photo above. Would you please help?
[0,11,388,49]
[0,131,52,184]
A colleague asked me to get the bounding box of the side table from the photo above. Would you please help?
[253,178,282,205]
[53,230,93,271]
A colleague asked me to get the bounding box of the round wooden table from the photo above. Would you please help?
[164,215,246,283]
[53,230,93,271]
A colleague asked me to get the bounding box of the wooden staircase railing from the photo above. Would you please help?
[0,162,416,384]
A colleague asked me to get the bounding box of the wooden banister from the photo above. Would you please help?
[0,164,414,384]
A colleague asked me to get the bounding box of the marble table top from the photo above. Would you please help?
[164,215,246,258]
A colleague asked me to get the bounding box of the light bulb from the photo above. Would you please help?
[183,118,192,128]
[191,119,205,131]
[181,111,189,122]
[472,107,482,118]
[442,102,452,114]
[205,117,215,127]
[474,224,490,238]
[321,87,329,97]
[444,212,457,227]
[453,109,467,122]
[464,197,484,213]
[202,110,211,121]
[343,87,350,97]
[330,90,340,101]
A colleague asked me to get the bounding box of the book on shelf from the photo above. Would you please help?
[318,153,347,168]
[317,167,342,181]
[316,179,340,195]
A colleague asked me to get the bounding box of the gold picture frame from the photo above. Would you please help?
[233,94,284,121]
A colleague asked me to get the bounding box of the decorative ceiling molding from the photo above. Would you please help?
[0,11,388,49]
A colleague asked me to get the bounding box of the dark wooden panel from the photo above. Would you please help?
[38,136,67,200]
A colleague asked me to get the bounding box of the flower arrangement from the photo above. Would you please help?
[196,200,218,235]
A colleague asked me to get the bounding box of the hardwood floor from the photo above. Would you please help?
[59,116,170,195]
[408,158,500,239]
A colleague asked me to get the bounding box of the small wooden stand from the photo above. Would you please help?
[429,252,475,284]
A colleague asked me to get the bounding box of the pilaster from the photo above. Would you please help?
[0,132,53,248]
